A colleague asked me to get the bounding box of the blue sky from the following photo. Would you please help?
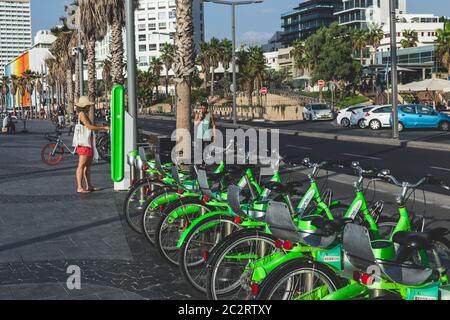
[32,0,450,45]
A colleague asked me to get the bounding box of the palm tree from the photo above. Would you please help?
[100,0,139,85]
[248,46,266,106]
[102,57,113,106]
[9,75,19,114]
[219,38,232,97]
[22,70,36,113]
[351,28,369,65]
[437,22,450,77]
[150,57,163,100]
[137,69,157,113]
[80,0,108,119]
[35,77,43,113]
[207,37,221,97]
[400,29,419,48]
[1,76,9,113]
[237,48,255,106]
[291,39,307,75]
[198,42,211,91]
[368,25,384,65]
[173,0,196,158]
[160,42,175,97]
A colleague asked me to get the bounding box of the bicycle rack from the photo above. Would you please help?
[127,151,137,185]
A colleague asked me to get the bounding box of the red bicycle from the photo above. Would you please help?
[41,133,76,165]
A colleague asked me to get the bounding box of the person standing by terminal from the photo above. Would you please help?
[74,96,109,194]
[194,102,216,153]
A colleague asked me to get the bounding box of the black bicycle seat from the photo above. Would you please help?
[393,228,449,251]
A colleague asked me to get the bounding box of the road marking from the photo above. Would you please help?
[287,144,313,150]
[441,205,450,210]
[343,153,382,161]
[430,166,450,172]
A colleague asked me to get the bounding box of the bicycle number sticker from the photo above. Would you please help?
[348,200,363,220]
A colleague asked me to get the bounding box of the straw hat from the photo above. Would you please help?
[75,96,94,109]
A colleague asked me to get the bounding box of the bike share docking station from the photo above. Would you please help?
[111,85,136,191]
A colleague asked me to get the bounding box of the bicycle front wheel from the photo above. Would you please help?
[41,143,64,165]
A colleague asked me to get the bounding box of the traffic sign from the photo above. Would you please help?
[260,87,268,95]
[318,80,325,87]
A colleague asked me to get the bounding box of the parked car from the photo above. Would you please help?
[303,103,334,121]
[364,105,393,130]
[393,104,450,132]
[351,106,377,129]
[336,105,365,127]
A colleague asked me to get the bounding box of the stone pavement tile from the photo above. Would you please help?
[7,283,69,300]
[0,287,14,300]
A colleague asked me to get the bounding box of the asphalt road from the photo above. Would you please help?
[138,118,450,195]
[229,118,450,144]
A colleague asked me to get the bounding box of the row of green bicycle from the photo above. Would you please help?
[123,145,450,300]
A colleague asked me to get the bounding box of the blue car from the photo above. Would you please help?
[393,104,450,132]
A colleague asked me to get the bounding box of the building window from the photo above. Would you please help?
[149,44,157,51]
[159,22,167,30]
[158,12,167,20]
[139,44,146,52]
[138,24,146,31]
[148,23,156,31]
[139,34,146,41]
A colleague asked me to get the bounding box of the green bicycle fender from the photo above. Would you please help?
[149,193,181,209]
[252,252,304,283]
[176,211,234,248]
[322,281,368,300]
[169,203,209,221]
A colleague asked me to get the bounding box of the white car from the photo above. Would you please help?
[350,106,377,128]
[364,105,393,130]
[336,106,365,127]
[303,104,334,121]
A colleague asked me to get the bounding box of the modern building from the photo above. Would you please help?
[376,45,445,83]
[4,29,56,109]
[96,0,204,71]
[281,0,342,46]
[378,14,443,52]
[336,0,406,29]
[0,0,32,76]
[261,32,284,53]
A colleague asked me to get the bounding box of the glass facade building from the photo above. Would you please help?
[281,0,343,46]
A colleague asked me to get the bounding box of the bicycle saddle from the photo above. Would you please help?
[393,228,449,252]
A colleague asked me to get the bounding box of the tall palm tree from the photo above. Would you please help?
[100,0,139,85]
[219,38,232,97]
[150,57,163,100]
[102,57,113,106]
[207,37,221,97]
[237,48,255,106]
[160,42,175,97]
[351,28,369,65]
[291,39,307,75]
[197,42,211,91]
[437,22,450,77]
[1,76,9,113]
[400,29,419,48]
[248,46,266,106]
[80,0,108,120]
[173,0,196,158]
[22,70,35,112]
[368,25,384,65]
[9,75,19,114]
[35,77,43,112]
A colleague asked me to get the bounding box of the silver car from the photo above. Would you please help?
[303,104,334,121]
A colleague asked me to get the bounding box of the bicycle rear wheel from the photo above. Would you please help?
[41,143,64,165]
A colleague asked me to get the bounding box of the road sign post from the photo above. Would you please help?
[318,80,325,102]
[260,87,268,95]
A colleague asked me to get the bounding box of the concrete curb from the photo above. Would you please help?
[139,115,450,152]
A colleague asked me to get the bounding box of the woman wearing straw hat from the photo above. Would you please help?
[75,96,109,194]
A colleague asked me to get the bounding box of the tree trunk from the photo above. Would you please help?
[110,16,125,85]
[86,38,96,121]
[174,0,195,163]
[66,69,74,114]
[360,48,364,65]
[210,68,215,97]
[74,56,80,103]
[165,68,169,96]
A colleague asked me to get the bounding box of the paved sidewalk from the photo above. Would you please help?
[0,120,199,300]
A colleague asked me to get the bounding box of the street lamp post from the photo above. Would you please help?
[203,0,264,126]
[389,0,399,139]
[125,0,138,151]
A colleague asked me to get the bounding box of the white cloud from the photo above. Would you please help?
[239,31,273,45]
